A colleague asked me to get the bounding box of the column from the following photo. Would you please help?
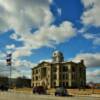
[68,64,72,87]
[47,66,51,89]
[56,64,60,87]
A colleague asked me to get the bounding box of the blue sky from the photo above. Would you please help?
[0,0,100,83]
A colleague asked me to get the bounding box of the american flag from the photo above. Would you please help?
[6,53,12,66]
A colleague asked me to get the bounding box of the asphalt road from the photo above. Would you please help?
[0,91,100,100]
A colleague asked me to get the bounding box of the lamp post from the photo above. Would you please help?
[6,53,12,88]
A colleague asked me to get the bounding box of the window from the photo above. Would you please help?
[62,82,66,87]
[53,74,57,80]
[41,67,47,78]
[66,82,68,87]
[60,82,62,87]
[36,83,38,86]
[53,66,57,72]
[72,66,75,72]
[60,74,62,79]
[54,82,56,87]
[63,74,65,80]
[72,73,76,80]
[32,70,34,74]
[36,76,38,80]
[62,66,68,72]
[36,69,38,74]
[65,74,68,79]
[62,74,68,80]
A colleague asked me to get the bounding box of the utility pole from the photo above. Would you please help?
[6,53,12,88]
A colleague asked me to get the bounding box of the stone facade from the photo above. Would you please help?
[31,51,86,89]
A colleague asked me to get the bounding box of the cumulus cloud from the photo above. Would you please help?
[81,0,100,27]
[80,0,100,46]
[0,0,53,33]
[72,53,100,67]
[0,0,76,78]
[0,0,76,58]
[10,21,76,58]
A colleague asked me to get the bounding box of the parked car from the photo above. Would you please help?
[55,87,68,96]
[32,86,46,94]
[0,84,9,91]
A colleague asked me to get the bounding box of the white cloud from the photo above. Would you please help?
[72,53,100,67]
[0,0,54,33]
[81,0,100,27]
[12,47,32,58]
[0,0,76,58]
[83,33,94,39]
[80,0,100,46]
[0,50,36,78]
[10,21,76,58]
[39,59,52,63]
[0,51,6,59]
[0,0,76,79]
[83,33,100,45]
[0,51,10,76]
[13,59,36,69]
[6,44,16,50]
[32,21,75,45]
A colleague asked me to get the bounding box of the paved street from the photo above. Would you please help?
[0,91,100,100]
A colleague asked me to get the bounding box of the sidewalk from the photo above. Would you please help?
[72,94,100,98]
[9,89,100,98]
[90,94,100,97]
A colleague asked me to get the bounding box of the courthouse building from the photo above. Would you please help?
[31,51,86,89]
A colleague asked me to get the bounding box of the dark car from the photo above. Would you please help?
[32,86,46,94]
[0,85,9,91]
[55,87,68,96]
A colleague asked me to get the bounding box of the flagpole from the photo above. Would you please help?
[9,64,12,88]
[6,53,12,89]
